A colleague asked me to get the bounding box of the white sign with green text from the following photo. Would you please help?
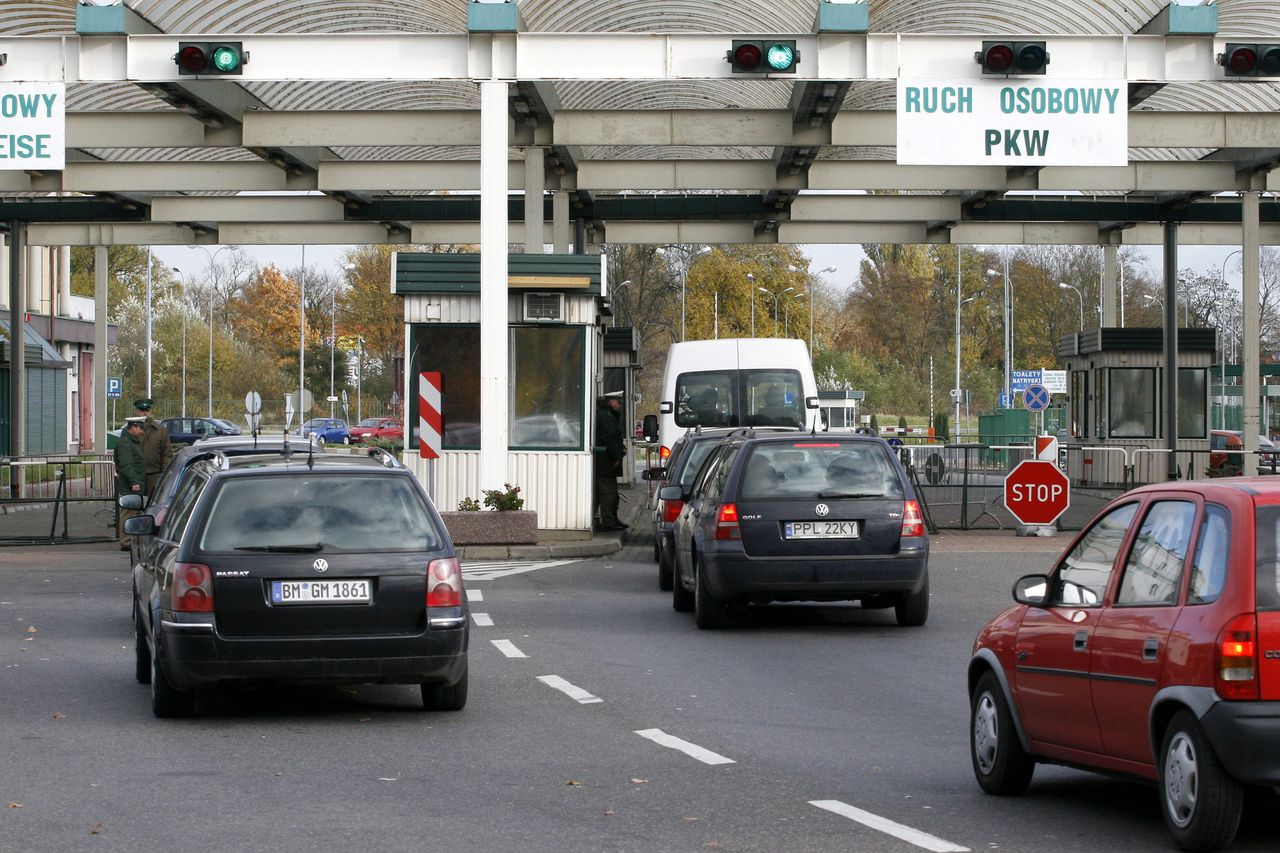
[0,83,65,171]
[896,78,1126,167]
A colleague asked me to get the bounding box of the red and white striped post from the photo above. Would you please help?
[419,372,442,497]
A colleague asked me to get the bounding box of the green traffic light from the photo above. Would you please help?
[211,45,242,73]
[765,42,795,71]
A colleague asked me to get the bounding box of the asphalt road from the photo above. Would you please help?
[1,540,1275,852]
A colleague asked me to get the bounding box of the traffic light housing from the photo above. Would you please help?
[175,41,247,76]
[728,39,799,74]
[975,41,1049,75]
[1219,43,1280,77]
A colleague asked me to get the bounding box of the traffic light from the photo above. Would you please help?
[1219,43,1280,77]
[728,39,799,74]
[175,41,247,76]
[975,41,1049,75]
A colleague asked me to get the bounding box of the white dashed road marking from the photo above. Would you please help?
[471,613,493,627]
[537,675,603,704]
[463,559,582,581]
[490,639,527,658]
[809,800,969,853]
[466,589,483,603]
[633,728,735,765]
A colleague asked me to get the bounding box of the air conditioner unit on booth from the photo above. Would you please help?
[523,292,564,322]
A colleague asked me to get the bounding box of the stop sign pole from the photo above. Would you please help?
[1004,460,1070,526]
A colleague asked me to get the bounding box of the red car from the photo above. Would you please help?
[348,417,404,444]
[969,478,1280,852]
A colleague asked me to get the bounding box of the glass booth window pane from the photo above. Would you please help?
[510,326,584,449]
[1109,368,1155,438]
[1178,368,1207,439]
[409,325,481,449]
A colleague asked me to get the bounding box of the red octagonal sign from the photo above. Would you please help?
[1004,460,1070,526]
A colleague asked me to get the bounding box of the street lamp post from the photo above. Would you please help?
[785,292,803,337]
[1058,282,1084,329]
[1219,249,1243,429]
[985,264,1013,406]
[172,267,186,417]
[189,245,232,418]
[746,273,756,336]
[334,262,355,418]
[811,266,836,356]
[656,245,710,341]
[356,336,365,423]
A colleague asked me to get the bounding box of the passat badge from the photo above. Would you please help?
[313,558,329,573]
[815,503,830,517]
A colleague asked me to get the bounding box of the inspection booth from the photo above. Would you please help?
[1058,327,1215,484]
[392,253,617,532]
[817,389,865,430]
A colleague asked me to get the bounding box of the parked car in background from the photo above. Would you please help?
[124,446,468,717]
[161,417,242,446]
[662,430,929,629]
[1209,430,1278,474]
[644,426,797,591]
[296,417,350,446]
[968,478,1280,852]
[348,417,404,444]
[211,418,244,436]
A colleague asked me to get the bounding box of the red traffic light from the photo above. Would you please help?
[176,44,209,74]
[732,43,763,72]
[976,41,1048,75]
[1220,43,1280,77]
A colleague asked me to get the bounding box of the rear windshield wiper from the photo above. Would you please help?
[816,491,885,499]
[233,543,324,553]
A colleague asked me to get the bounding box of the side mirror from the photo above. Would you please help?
[642,414,659,442]
[123,515,157,537]
[1013,574,1050,606]
[641,466,668,481]
[805,396,820,410]
[658,485,685,502]
[657,402,673,415]
[118,493,144,510]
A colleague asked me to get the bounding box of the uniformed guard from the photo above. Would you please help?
[593,392,627,531]
[133,398,174,494]
[114,418,146,550]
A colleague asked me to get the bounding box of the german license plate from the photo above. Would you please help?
[270,579,371,605]
[784,520,859,539]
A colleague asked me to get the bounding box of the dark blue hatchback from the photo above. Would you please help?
[663,432,929,629]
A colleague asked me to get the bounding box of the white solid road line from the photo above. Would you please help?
[466,589,483,602]
[809,800,969,853]
[472,612,494,627]
[633,728,735,766]
[537,674,603,704]
[490,639,527,658]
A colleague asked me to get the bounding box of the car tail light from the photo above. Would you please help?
[1216,614,1259,700]
[714,503,742,540]
[662,496,684,523]
[660,445,671,460]
[426,557,463,607]
[901,500,925,538]
[172,562,213,612]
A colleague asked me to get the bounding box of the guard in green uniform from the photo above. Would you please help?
[114,418,146,549]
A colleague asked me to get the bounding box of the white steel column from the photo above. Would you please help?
[94,246,109,453]
[1102,244,1117,327]
[480,79,511,493]
[58,246,71,316]
[553,191,570,254]
[524,145,544,253]
[1242,191,1261,476]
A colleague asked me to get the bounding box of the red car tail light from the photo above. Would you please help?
[660,445,672,460]
[715,502,742,540]
[662,498,685,524]
[901,500,925,538]
[172,562,213,612]
[426,557,463,607]
[1216,613,1259,700]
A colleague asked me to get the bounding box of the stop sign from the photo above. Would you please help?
[1004,460,1070,526]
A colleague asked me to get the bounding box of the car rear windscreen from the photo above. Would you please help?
[739,442,904,501]
[198,474,441,553]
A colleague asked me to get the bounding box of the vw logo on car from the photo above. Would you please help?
[312,558,329,574]
[814,503,830,517]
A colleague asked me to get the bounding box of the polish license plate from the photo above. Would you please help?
[784,520,859,539]
[271,579,371,605]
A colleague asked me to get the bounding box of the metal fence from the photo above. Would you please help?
[0,455,118,545]
[901,442,1280,532]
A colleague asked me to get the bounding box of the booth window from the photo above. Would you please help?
[409,325,481,448]
[1108,368,1155,438]
[1070,370,1088,438]
[1178,368,1207,439]
[510,326,585,450]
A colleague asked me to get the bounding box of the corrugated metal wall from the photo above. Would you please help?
[403,294,597,326]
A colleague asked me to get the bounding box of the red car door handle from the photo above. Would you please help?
[1143,638,1160,661]
[1074,630,1088,652]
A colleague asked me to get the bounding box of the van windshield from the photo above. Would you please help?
[675,369,804,429]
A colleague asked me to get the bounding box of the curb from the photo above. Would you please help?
[456,534,623,561]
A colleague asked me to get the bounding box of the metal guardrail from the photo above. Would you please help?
[0,455,118,545]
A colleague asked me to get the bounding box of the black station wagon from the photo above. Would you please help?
[663,431,930,629]
[125,446,468,716]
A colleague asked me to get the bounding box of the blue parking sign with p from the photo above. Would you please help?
[107,377,122,399]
